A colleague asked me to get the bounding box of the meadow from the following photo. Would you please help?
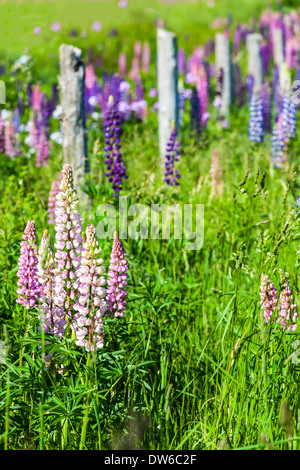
[1,0,300,451]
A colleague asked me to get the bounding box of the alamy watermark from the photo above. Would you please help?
[96,197,204,250]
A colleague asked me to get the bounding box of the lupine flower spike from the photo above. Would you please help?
[72,224,107,351]
[53,164,83,328]
[38,230,65,338]
[260,275,277,324]
[164,124,180,186]
[16,220,42,309]
[278,281,298,332]
[107,232,128,318]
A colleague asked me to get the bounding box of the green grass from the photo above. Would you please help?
[1,0,300,451]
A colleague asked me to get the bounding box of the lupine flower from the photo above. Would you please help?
[38,230,66,338]
[271,116,286,168]
[164,125,180,186]
[33,26,42,34]
[107,232,128,318]
[32,85,42,113]
[36,127,50,167]
[53,164,83,327]
[196,66,208,126]
[48,174,62,225]
[118,52,127,78]
[51,22,61,32]
[178,48,186,75]
[16,220,42,309]
[233,64,245,108]
[260,275,277,324]
[4,116,17,158]
[278,281,298,331]
[103,96,128,196]
[72,225,107,351]
[142,42,150,74]
[0,116,4,153]
[91,21,102,32]
[261,84,272,134]
[190,87,201,137]
[249,90,264,142]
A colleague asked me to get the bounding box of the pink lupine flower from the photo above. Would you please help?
[85,64,97,90]
[196,66,208,127]
[4,116,17,159]
[72,225,106,351]
[260,275,277,323]
[53,164,83,327]
[278,281,298,332]
[91,21,102,32]
[142,42,150,74]
[32,85,42,113]
[16,221,42,309]
[29,117,39,149]
[48,177,61,225]
[36,127,49,167]
[38,230,66,338]
[107,232,128,318]
[0,116,5,153]
[51,22,61,32]
[118,52,127,78]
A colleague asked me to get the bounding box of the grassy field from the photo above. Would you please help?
[1,0,300,451]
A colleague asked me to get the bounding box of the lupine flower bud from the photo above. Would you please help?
[72,224,107,351]
[107,232,128,318]
[16,221,42,309]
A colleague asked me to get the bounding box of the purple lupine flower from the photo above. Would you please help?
[33,26,42,35]
[51,22,61,32]
[233,64,245,107]
[273,65,282,122]
[16,220,42,309]
[233,24,243,54]
[107,231,128,318]
[190,86,201,137]
[196,66,208,127]
[72,224,107,351]
[271,116,286,168]
[164,125,180,186]
[91,21,102,32]
[53,164,83,327]
[261,84,272,134]
[103,97,128,196]
[38,230,66,338]
[246,74,254,103]
[249,90,264,142]
[260,275,277,324]
[261,41,270,79]
[178,48,186,75]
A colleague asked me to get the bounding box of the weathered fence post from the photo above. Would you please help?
[157,28,178,163]
[273,27,285,67]
[246,33,263,89]
[59,44,89,195]
[215,32,232,115]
